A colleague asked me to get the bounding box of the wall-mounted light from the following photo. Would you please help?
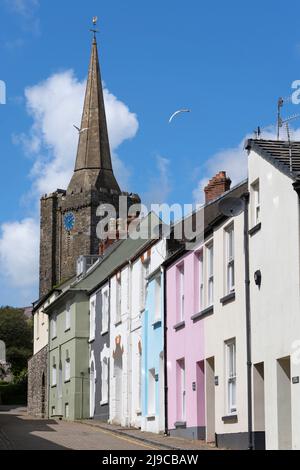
[254,270,262,288]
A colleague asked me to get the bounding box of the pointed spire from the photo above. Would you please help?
[67,33,121,194]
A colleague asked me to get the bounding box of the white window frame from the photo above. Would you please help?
[252,180,260,226]
[101,357,109,405]
[51,314,57,340]
[101,287,109,334]
[178,263,185,321]
[89,299,96,341]
[226,225,235,294]
[226,339,237,415]
[52,364,57,387]
[207,243,214,306]
[140,260,150,312]
[154,274,162,322]
[116,274,122,324]
[65,358,70,382]
[65,302,71,331]
[198,251,204,312]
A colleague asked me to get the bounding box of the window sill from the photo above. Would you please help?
[64,380,71,384]
[52,336,57,341]
[146,414,156,421]
[100,400,108,406]
[101,330,109,337]
[220,292,236,305]
[222,414,238,424]
[64,328,71,333]
[136,409,142,416]
[249,222,261,237]
[173,321,185,331]
[51,385,57,389]
[191,306,214,322]
[152,320,162,328]
[174,421,187,429]
[88,338,95,344]
[115,320,122,327]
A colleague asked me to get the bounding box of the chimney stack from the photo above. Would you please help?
[204,171,231,204]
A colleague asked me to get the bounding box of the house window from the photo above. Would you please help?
[226,339,237,415]
[116,274,122,324]
[148,369,156,416]
[65,358,70,382]
[65,302,71,331]
[178,359,186,421]
[36,312,40,340]
[137,348,142,412]
[89,299,96,341]
[252,180,260,225]
[101,357,109,404]
[52,364,57,387]
[65,403,69,419]
[198,251,204,311]
[51,406,56,416]
[178,263,185,321]
[140,260,150,311]
[226,225,235,294]
[51,315,57,339]
[102,288,109,334]
[207,243,214,306]
[154,274,162,321]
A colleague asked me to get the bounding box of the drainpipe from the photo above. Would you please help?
[162,264,169,436]
[243,192,253,450]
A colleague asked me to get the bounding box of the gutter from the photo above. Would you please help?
[242,192,253,450]
[162,263,169,436]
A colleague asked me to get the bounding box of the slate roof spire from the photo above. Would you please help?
[67,34,121,194]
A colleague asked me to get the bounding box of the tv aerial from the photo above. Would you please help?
[219,197,245,218]
[279,114,300,172]
[277,95,294,140]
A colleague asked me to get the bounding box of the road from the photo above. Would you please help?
[0,407,160,450]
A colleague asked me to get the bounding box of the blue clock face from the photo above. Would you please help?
[64,212,75,231]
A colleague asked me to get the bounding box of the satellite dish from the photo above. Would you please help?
[219,197,244,217]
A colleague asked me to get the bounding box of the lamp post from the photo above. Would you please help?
[219,192,253,450]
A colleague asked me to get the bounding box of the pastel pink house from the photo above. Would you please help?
[166,249,207,440]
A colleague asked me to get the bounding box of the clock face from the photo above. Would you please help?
[64,212,75,232]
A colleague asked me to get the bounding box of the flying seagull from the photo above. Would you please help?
[169,109,191,124]
[73,125,89,135]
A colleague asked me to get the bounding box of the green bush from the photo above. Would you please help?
[0,382,27,405]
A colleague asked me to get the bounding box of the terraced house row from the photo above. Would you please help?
[28,33,300,450]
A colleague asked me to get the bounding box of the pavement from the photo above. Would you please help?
[0,406,216,451]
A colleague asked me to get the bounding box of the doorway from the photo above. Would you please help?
[90,361,95,418]
[205,357,215,443]
[41,373,46,418]
[253,362,265,448]
[114,352,123,424]
[277,356,292,449]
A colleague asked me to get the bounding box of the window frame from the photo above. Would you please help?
[65,302,71,332]
[101,287,109,334]
[89,298,96,341]
[207,242,214,307]
[226,339,237,415]
[116,274,122,324]
[178,263,185,322]
[225,224,235,294]
[252,179,260,226]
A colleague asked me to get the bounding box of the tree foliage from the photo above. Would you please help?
[0,306,33,375]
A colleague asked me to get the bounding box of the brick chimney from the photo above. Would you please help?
[204,171,231,203]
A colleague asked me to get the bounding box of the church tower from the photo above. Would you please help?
[39,32,140,297]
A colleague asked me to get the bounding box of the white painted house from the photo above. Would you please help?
[246,139,300,450]
[109,236,167,429]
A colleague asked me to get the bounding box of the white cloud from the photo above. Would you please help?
[142,155,172,208]
[193,127,280,203]
[5,0,40,35]
[0,69,139,300]
[0,218,39,288]
[21,70,138,195]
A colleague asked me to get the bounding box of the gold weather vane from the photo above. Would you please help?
[90,16,99,39]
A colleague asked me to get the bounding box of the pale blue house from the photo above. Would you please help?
[141,239,166,434]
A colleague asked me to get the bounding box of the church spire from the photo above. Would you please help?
[67,27,121,194]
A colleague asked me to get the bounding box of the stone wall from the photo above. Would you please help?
[27,346,48,418]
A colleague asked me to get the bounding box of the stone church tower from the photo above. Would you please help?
[39,36,140,297]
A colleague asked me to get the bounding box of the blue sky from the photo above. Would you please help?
[1,0,300,306]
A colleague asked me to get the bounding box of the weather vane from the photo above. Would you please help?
[90,16,99,39]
